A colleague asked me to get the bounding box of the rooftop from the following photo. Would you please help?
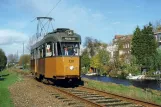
[114,34,133,41]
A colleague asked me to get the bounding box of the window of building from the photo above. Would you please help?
[128,43,130,48]
[159,34,161,41]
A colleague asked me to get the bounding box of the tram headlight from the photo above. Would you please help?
[69,66,74,70]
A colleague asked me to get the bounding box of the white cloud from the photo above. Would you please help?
[0,29,29,56]
[6,21,29,30]
[1,0,110,55]
[0,29,28,45]
[15,0,108,33]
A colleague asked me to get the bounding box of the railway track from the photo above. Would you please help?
[15,70,161,107]
[52,85,161,107]
[28,74,160,107]
[78,86,161,107]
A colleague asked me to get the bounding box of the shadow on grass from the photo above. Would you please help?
[1,74,10,77]
[0,77,5,81]
[0,74,9,81]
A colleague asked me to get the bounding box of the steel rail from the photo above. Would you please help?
[52,86,104,107]
[80,86,161,107]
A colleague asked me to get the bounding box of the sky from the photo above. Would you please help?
[0,0,161,56]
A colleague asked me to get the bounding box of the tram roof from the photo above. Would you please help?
[31,28,81,50]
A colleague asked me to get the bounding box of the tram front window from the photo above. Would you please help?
[61,42,80,56]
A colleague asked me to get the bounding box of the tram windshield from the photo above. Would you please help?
[61,42,80,56]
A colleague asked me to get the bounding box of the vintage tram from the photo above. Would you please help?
[30,28,82,84]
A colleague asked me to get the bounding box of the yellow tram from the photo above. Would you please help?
[30,28,82,84]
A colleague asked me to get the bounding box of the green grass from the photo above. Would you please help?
[0,69,20,107]
[83,78,161,105]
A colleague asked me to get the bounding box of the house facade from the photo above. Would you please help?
[108,32,160,63]
[154,31,161,48]
[106,44,117,62]
[107,35,132,63]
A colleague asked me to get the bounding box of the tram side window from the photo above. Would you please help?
[38,47,40,58]
[57,42,62,56]
[34,49,37,59]
[38,45,45,58]
[53,43,55,56]
[36,48,38,59]
[46,42,52,57]
[43,44,46,58]
[31,52,34,60]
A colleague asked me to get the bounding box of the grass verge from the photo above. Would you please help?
[0,69,21,107]
[83,78,161,105]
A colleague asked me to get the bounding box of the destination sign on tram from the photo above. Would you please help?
[62,37,77,41]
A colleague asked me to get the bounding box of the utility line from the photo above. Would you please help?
[31,0,62,22]
[29,0,62,45]
[30,0,62,35]
[46,0,62,17]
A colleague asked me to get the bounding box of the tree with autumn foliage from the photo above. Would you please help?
[81,37,102,73]
[84,37,101,57]
[81,37,110,75]
[90,55,100,71]
[153,19,161,32]
[19,54,30,69]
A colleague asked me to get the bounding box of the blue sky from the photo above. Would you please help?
[0,0,161,56]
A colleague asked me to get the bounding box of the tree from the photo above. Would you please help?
[112,38,124,72]
[26,36,35,52]
[19,54,30,69]
[7,54,18,63]
[131,23,157,70]
[97,48,110,75]
[131,26,142,64]
[81,49,90,74]
[98,49,109,66]
[82,37,110,75]
[81,49,90,67]
[90,54,100,72]
[153,19,161,32]
[89,45,110,75]
[84,37,101,57]
[151,48,161,70]
[0,49,7,71]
